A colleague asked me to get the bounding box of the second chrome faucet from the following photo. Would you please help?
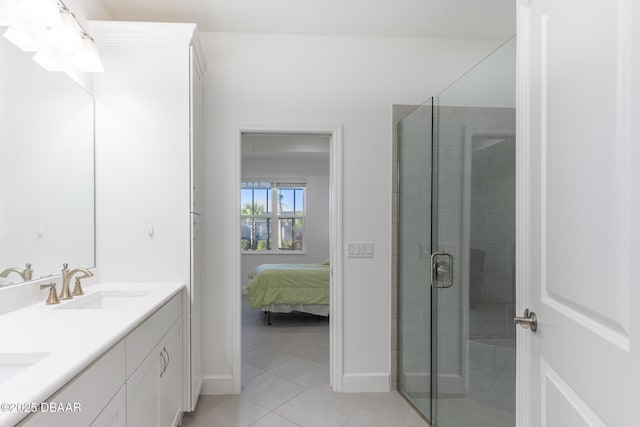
[60,263,93,300]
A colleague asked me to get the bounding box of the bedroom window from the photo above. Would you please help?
[241,180,306,253]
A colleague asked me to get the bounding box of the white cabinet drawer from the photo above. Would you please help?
[19,340,126,427]
[126,291,182,378]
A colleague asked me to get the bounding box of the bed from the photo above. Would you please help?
[247,263,330,324]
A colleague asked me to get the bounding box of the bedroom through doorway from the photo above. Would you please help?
[238,131,335,399]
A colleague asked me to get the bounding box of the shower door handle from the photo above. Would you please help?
[514,309,538,332]
[430,251,453,288]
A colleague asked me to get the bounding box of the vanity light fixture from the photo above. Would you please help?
[48,7,80,53]
[33,44,65,71]
[51,0,104,72]
[1,0,40,52]
[18,0,62,29]
[0,0,20,29]
[3,25,37,51]
[73,34,103,72]
[0,0,103,73]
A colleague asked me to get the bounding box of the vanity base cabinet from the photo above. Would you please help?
[17,291,184,427]
[91,386,126,427]
[127,317,183,427]
[18,341,126,427]
[161,319,184,426]
[126,345,162,427]
[126,290,183,378]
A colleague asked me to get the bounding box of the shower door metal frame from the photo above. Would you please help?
[429,98,439,426]
[396,99,435,425]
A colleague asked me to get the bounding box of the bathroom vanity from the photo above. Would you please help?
[0,11,205,426]
[0,282,185,427]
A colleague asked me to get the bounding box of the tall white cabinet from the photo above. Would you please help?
[91,21,206,411]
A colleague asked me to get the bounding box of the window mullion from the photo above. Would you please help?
[272,187,278,252]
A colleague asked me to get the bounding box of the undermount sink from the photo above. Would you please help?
[0,352,49,384]
[56,290,154,310]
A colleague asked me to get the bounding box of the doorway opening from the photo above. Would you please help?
[231,126,343,395]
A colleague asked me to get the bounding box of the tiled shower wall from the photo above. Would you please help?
[392,105,515,394]
[436,106,516,344]
[468,135,516,340]
[436,105,516,416]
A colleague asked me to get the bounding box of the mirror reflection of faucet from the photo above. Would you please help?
[0,263,33,282]
[60,263,94,300]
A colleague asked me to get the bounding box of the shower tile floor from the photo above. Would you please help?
[182,297,428,427]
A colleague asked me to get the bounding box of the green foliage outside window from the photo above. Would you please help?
[241,182,305,252]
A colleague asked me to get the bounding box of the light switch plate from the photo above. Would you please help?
[347,242,374,258]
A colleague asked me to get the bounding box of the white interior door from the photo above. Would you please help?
[517,0,639,425]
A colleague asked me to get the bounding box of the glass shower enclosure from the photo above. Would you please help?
[398,37,516,427]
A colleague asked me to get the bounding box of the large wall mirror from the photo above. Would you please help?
[0,35,95,287]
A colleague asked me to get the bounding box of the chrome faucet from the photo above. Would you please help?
[60,263,93,300]
[0,263,33,282]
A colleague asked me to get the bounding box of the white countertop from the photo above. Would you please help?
[0,282,185,427]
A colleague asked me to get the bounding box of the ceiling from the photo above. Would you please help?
[99,0,515,40]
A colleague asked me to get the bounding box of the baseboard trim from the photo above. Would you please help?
[201,375,234,394]
[194,378,204,400]
[186,378,205,411]
[342,373,390,392]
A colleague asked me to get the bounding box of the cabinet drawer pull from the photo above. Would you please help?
[160,348,168,377]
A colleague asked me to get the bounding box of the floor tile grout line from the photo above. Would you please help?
[265,371,319,389]
[242,398,286,426]
[246,411,271,426]
[247,407,304,427]
[246,383,307,416]
[276,409,304,426]
[243,368,325,412]
[266,356,329,371]
[242,359,267,370]
[245,369,307,394]
[265,364,330,389]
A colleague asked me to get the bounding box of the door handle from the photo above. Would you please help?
[514,309,538,332]
[430,251,453,288]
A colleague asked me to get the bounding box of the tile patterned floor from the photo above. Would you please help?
[182,297,428,427]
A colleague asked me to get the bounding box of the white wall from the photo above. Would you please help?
[241,157,330,290]
[200,31,504,392]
